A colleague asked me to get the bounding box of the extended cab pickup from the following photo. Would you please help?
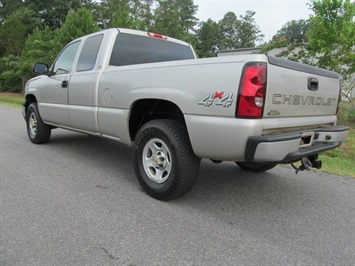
[23,28,349,200]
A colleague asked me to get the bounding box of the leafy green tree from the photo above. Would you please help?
[1,8,99,92]
[270,0,354,76]
[261,19,309,54]
[272,19,309,44]
[0,55,22,91]
[24,0,95,31]
[307,0,355,106]
[262,0,354,112]
[0,0,24,25]
[0,26,57,92]
[307,0,354,76]
[0,7,41,91]
[0,7,41,56]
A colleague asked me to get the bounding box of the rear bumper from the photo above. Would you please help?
[185,114,348,162]
[246,126,349,162]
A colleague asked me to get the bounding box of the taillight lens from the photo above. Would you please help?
[237,62,267,118]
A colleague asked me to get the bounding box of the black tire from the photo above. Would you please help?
[26,102,51,144]
[134,119,200,201]
[236,162,277,173]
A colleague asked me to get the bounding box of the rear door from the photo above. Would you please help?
[68,33,104,133]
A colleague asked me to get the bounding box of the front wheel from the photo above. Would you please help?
[134,120,200,201]
[26,103,51,144]
[236,162,277,173]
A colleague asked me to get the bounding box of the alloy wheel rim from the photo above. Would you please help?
[29,112,37,137]
[142,138,172,184]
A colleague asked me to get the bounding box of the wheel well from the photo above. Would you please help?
[24,94,37,113]
[129,99,186,141]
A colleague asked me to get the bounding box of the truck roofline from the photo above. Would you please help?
[64,28,193,49]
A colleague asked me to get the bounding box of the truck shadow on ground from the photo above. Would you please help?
[47,129,323,213]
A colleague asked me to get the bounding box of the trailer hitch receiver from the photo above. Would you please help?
[291,155,322,174]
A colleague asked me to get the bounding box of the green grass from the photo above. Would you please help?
[319,127,355,177]
[1,92,354,177]
[0,92,23,107]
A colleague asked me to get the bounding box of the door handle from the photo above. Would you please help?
[308,77,319,91]
[62,80,68,88]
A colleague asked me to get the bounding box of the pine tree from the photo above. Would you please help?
[20,27,58,79]
[195,19,221,58]
[24,0,95,31]
[218,11,262,50]
[153,0,198,41]
[55,8,99,48]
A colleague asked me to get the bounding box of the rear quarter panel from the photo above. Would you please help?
[98,55,269,117]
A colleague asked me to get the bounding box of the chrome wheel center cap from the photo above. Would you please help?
[152,152,167,169]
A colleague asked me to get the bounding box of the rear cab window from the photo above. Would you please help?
[109,33,195,67]
[77,34,104,72]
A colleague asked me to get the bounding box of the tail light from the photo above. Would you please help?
[237,62,267,118]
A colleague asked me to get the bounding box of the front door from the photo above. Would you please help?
[38,41,81,127]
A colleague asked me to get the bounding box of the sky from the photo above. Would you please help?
[194,0,313,42]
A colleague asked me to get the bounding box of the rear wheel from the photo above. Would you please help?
[134,119,200,201]
[236,162,277,173]
[26,102,51,144]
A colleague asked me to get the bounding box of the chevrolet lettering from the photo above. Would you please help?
[272,94,337,106]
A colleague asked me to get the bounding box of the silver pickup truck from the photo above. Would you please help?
[23,28,349,200]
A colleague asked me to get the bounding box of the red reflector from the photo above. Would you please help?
[147,32,167,40]
[237,63,267,118]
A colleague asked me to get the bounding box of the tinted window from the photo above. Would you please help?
[110,33,195,67]
[53,41,80,75]
[77,34,104,72]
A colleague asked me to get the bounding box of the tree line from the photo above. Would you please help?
[0,0,262,92]
[0,0,353,96]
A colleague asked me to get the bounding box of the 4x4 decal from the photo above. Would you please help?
[198,91,233,107]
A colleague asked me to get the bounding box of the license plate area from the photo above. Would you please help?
[300,132,315,147]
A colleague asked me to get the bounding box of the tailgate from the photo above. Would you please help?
[263,56,340,118]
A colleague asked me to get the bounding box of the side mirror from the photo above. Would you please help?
[32,63,49,75]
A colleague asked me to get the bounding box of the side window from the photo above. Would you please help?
[77,34,104,72]
[53,41,80,75]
